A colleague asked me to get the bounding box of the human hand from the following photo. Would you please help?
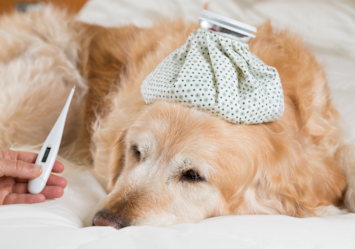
[0,149,67,205]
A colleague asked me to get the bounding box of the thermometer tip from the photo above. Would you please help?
[73,85,76,89]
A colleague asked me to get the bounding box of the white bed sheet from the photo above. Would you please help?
[1,0,355,248]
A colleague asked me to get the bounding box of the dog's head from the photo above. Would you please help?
[92,101,248,228]
[91,100,344,229]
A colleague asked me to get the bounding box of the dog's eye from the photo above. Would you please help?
[180,170,203,182]
[132,145,141,160]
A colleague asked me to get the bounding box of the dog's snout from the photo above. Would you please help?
[92,210,129,230]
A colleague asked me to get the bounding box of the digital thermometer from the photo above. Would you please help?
[28,86,76,194]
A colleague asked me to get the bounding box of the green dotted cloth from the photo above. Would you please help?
[141,28,284,124]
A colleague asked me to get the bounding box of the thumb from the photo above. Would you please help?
[0,158,42,179]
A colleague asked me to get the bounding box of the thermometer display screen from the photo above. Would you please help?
[41,147,51,163]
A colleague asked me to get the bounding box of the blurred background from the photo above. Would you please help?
[0,0,87,14]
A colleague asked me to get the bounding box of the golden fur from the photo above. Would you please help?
[0,8,87,154]
[1,7,354,228]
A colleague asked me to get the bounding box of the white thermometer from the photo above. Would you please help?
[28,86,76,194]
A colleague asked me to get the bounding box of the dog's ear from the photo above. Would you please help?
[226,131,345,216]
[245,134,345,217]
[107,129,128,191]
[268,137,345,216]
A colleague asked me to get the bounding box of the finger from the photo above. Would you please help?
[0,177,16,201]
[14,178,28,183]
[47,174,67,188]
[12,183,28,194]
[0,149,64,173]
[0,158,42,178]
[3,193,45,205]
[52,160,64,173]
[15,160,65,180]
[41,186,64,199]
[0,149,38,164]
[13,175,67,193]
[15,173,67,186]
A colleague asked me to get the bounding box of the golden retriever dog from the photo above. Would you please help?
[1,7,355,229]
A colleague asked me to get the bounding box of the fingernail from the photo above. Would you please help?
[33,165,42,176]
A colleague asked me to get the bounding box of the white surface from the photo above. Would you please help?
[1,0,355,248]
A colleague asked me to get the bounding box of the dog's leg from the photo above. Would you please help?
[335,144,355,212]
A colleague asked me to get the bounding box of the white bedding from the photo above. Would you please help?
[1,0,355,248]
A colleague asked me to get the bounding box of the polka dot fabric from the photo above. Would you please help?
[141,28,284,124]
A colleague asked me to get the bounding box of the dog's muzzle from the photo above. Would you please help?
[92,210,129,230]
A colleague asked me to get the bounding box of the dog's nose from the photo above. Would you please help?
[92,210,128,230]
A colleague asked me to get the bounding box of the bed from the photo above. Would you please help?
[1,0,355,248]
